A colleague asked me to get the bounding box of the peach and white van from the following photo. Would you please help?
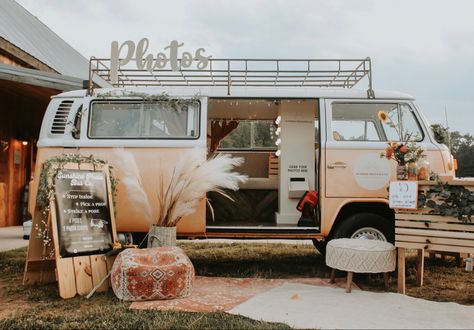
[29,57,455,252]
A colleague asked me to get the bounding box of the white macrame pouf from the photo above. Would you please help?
[326,238,396,273]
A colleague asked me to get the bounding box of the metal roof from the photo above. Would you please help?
[0,62,83,91]
[0,0,89,80]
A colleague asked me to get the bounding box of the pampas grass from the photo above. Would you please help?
[114,147,247,227]
[113,148,153,223]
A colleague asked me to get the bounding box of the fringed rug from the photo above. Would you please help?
[130,276,355,312]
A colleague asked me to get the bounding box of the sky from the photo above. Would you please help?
[17,0,474,134]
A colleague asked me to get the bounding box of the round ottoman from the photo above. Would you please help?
[326,238,396,292]
[111,246,195,301]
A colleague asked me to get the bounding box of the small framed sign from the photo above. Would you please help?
[389,181,419,209]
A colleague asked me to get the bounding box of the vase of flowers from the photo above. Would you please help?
[114,148,248,247]
[396,163,408,180]
[378,111,425,180]
[380,141,424,180]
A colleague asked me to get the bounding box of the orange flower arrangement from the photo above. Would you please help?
[380,140,423,165]
[378,111,424,165]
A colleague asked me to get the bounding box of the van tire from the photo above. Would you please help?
[312,239,327,255]
[331,212,394,243]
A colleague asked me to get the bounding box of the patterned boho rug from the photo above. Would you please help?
[130,276,355,312]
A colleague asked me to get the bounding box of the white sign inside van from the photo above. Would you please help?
[110,38,211,83]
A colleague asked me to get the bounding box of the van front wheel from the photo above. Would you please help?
[332,213,394,243]
[312,239,327,255]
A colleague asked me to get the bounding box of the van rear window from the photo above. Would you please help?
[88,101,199,139]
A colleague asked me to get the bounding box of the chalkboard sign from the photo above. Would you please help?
[54,169,114,257]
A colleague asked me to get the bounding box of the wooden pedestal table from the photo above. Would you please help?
[326,238,396,293]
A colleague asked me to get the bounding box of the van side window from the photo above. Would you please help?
[218,120,276,150]
[331,103,387,141]
[331,103,423,142]
[88,101,199,139]
[332,120,379,141]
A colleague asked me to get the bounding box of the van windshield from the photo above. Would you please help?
[331,103,423,142]
[88,101,199,139]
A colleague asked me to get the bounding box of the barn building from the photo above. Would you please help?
[0,0,90,227]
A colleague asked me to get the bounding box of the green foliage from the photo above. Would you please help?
[425,183,474,223]
[451,132,474,177]
[219,121,276,150]
[431,124,474,177]
[220,122,251,149]
[95,91,201,110]
[252,121,276,148]
[430,124,449,145]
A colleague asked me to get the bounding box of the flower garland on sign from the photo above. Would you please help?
[35,154,118,258]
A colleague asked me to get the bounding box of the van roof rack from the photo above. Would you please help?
[88,57,374,97]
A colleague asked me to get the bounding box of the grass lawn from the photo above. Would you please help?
[1,242,473,329]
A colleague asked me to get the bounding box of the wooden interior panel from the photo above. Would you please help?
[0,183,6,226]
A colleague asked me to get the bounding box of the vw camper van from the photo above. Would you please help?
[28,57,455,252]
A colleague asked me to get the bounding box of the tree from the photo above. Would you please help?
[431,124,474,177]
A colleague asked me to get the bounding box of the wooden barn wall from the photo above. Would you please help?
[0,80,57,226]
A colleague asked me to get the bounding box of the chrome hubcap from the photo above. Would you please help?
[351,227,387,241]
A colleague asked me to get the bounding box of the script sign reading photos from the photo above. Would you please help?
[54,169,113,257]
[389,181,418,209]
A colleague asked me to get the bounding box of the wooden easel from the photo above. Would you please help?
[24,162,118,299]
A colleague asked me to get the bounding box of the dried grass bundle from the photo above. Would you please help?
[156,148,247,227]
[113,148,153,223]
[114,148,247,227]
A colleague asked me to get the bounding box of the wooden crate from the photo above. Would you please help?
[396,179,474,294]
[396,213,474,254]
